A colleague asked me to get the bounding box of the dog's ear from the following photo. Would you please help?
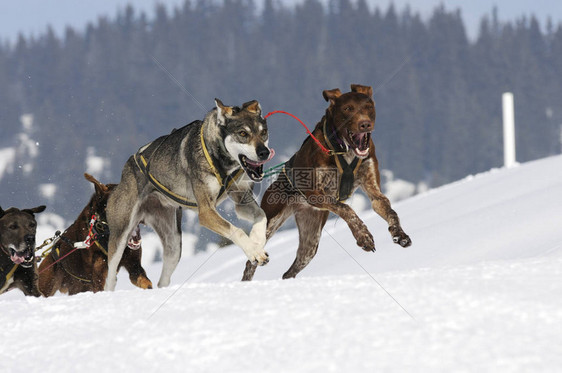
[84,173,109,195]
[23,205,46,215]
[242,100,261,115]
[323,88,342,106]
[350,84,373,97]
[215,98,234,125]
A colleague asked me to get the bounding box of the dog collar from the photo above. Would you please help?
[200,122,244,189]
[330,124,348,152]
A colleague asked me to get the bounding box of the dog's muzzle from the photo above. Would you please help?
[127,225,142,250]
[346,129,371,158]
[10,245,35,268]
[239,148,275,182]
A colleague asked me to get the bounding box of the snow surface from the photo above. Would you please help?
[2,155,562,372]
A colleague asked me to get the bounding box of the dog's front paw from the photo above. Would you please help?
[356,229,375,252]
[136,276,153,290]
[249,250,269,266]
[390,226,412,247]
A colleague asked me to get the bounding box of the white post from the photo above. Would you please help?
[559,123,562,154]
[502,92,516,168]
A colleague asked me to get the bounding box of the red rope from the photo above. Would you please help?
[38,244,81,275]
[264,110,331,155]
[38,214,101,275]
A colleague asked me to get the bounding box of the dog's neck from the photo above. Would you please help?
[202,111,240,175]
[322,115,351,154]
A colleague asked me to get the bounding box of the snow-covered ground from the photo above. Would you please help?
[2,155,562,372]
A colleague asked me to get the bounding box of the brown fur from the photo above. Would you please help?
[243,84,411,280]
[38,174,152,296]
[0,205,45,296]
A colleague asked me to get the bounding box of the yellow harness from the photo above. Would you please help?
[135,122,243,208]
[0,263,19,292]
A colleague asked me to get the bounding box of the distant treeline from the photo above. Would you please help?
[1,0,561,218]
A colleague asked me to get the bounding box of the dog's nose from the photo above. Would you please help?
[24,234,35,246]
[257,145,270,161]
[359,121,373,132]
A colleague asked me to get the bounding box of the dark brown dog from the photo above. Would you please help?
[243,84,411,280]
[38,174,152,296]
[0,205,46,296]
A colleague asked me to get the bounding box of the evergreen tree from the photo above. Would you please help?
[0,1,561,225]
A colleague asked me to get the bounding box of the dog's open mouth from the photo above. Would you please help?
[127,225,142,250]
[347,130,371,158]
[10,247,35,268]
[239,149,275,182]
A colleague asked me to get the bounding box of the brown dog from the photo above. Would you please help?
[38,174,152,296]
[243,84,411,280]
[0,205,46,296]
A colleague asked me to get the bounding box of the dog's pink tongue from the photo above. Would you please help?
[11,253,25,264]
[266,148,275,162]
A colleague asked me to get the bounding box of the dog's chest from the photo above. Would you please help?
[205,174,222,197]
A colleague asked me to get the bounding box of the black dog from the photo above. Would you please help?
[0,205,45,296]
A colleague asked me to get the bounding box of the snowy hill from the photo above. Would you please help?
[2,155,562,372]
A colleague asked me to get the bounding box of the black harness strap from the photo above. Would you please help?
[323,119,362,202]
[334,154,361,201]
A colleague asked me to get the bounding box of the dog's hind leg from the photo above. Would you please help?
[242,260,258,281]
[92,253,108,292]
[242,185,295,281]
[283,208,329,279]
[146,206,182,288]
[104,181,139,291]
[120,248,153,289]
[105,230,130,291]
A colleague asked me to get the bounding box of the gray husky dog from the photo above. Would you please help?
[104,99,272,290]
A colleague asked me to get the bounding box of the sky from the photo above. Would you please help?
[0,0,561,44]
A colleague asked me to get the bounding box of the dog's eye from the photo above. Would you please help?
[344,105,354,112]
[261,129,268,137]
[29,222,36,229]
[9,223,18,230]
[239,131,248,138]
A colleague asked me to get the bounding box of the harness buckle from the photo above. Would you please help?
[74,241,89,249]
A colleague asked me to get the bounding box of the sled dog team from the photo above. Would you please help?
[0,84,411,297]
